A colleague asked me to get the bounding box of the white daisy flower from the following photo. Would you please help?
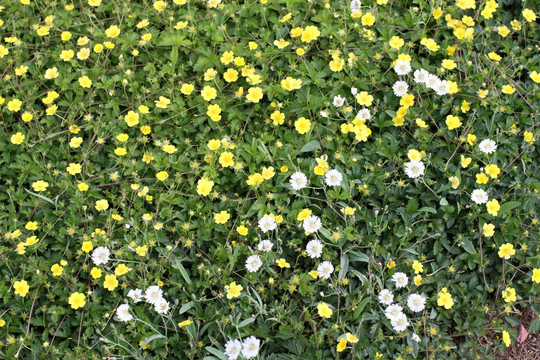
[384,304,404,321]
[241,336,260,359]
[258,215,277,233]
[392,272,408,288]
[479,139,497,154]
[351,86,358,95]
[306,239,323,258]
[350,0,361,13]
[320,110,329,118]
[116,304,133,322]
[413,69,429,84]
[434,80,450,96]
[154,298,170,314]
[290,171,308,191]
[404,160,425,179]
[425,74,440,89]
[144,285,163,305]
[392,80,409,97]
[471,189,489,205]
[394,59,412,75]
[324,169,342,186]
[407,293,426,312]
[378,289,394,305]
[245,255,262,272]
[390,312,409,332]
[224,339,242,360]
[303,215,322,233]
[317,261,334,279]
[257,240,273,252]
[356,108,371,120]
[127,288,143,303]
[91,247,110,265]
[333,95,346,107]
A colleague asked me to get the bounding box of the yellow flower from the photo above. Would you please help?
[196,177,214,196]
[60,49,75,61]
[103,274,119,291]
[502,330,511,347]
[523,9,536,22]
[219,152,235,167]
[301,25,320,43]
[66,163,82,175]
[356,91,373,106]
[178,319,193,327]
[276,258,290,268]
[449,176,460,189]
[445,115,462,130]
[413,275,422,285]
[78,76,92,88]
[7,99,22,112]
[214,211,230,224]
[271,110,285,125]
[13,280,30,297]
[156,171,169,181]
[246,87,263,103]
[154,0,167,11]
[442,59,457,70]
[236,225,248,236]
[498,243,515,259]
[90,267,102,279]
[51,264,63,276]
[89,0,102,6]
[297,209,312,221]
[180,83,195,95]
[246,173,264,186]
[532,268,540,284]
[115,264,130,276]
[95,199,109,211]
[281,77,302,91]
[389,36,404,49]
[432,7,443,19]
[501,85,515,94]
[225,281,243,299]
[11,132,25,145]
[486,199,500,216]
[361,12,375,26]
[329,57,344,72]
[24,236,38,246]
[274,38,290,49]
[261,166,275,179]
[207,104,222,121]
[201,86,217,101]
[501,287,516,303]
[155,96,171,108]
[437,287,454,309]
[476,173,489,184]
[82,241,93,253]
[483,223,495,237]
[346,333,358,343]
[295,117,311,134]
[207,139,221,150]
[124,111,139,127]
[68,292,86,309]
[223,68,238,83]
[412,260,424,274]
[135,245,148,256]
[484,164,500,179]
[461,155,472,168]
[317,302,333,318]
[336,338,347,352]
[78,182,89,192]
[530,71,540,83]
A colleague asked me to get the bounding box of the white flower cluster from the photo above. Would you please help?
[378,272,426,335]
[115,285,170,322]
[224,336,261,359]
[413,68,451,96]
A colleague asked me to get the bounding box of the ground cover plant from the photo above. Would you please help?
[0,0,539,359]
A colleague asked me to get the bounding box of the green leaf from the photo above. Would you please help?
[498,201,521,215]
[171,46,179,65]
[529,317,540,334]
[299,140,321,153]
[205,347,228,360]
[179,301,195,315]
[140,333,166,349]
[172,260,192,285]
[24,188,56,206]
[462,239,476,254]
[238,317,255,328]
[419,207,437,214]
